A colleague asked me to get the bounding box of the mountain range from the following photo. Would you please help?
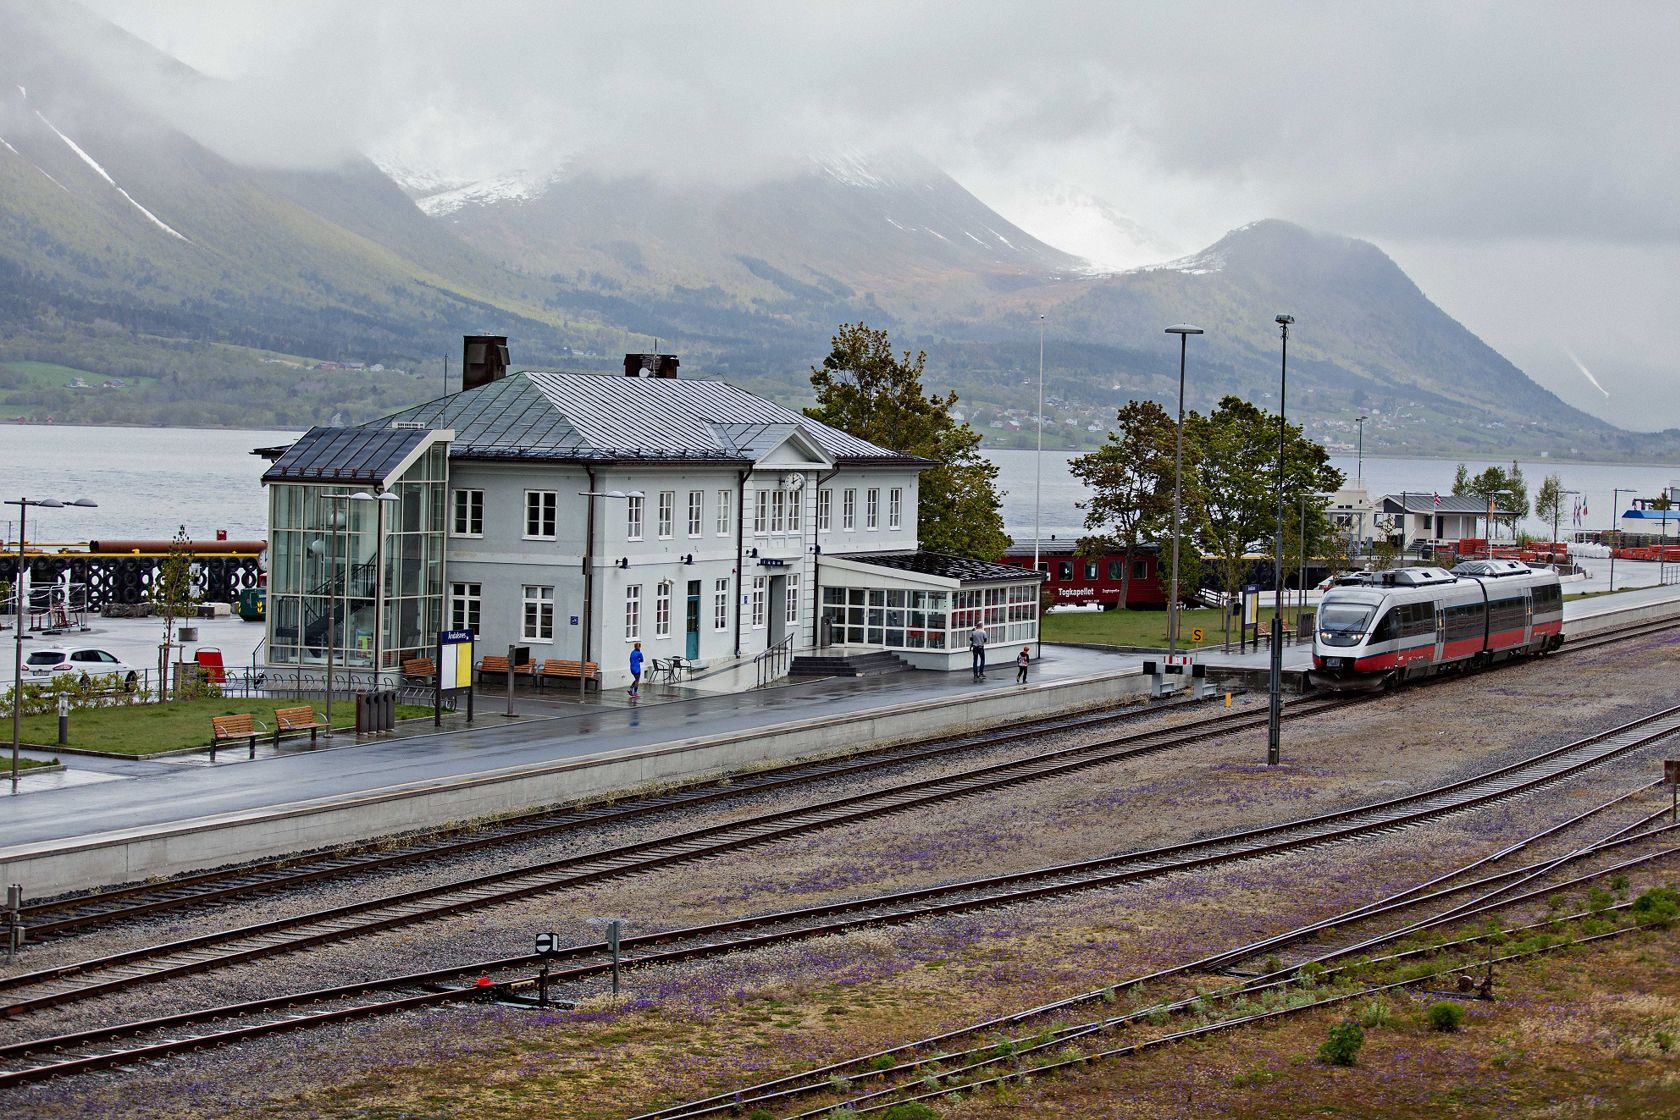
[0,1,1656,459]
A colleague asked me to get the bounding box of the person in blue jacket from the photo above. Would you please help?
[628,641,644,697]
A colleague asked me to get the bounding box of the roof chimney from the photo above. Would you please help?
[462,334,510,392]
[623,353,680,379]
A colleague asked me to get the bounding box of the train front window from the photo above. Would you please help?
[1317,603,1374,647]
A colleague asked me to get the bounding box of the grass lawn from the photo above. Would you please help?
[1041,605,1315,650]
[18,697,433,756]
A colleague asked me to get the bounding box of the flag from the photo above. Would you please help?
[1582,497,1588,519]
[1432,491,1440,507]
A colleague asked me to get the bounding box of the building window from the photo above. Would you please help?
[626,495,644,541]
[687,490,703,537]
[754,490,768,535]
[866,488,879,531]
[522,585,554,641]
[525,490,557,540]
[451,489,483,537]
[889,487,902,530]
[655,581,672,637]
[751,575,766,627]
[714,577,730,630]
[818,488,832,532]
[771,489,785,534]
[716,489,732,536]
[788,488,802,532]
[625,584,642,639]
[842,488,856,531]
[657,490,675,539]
[450,582,481,632]
[786,572,799,623]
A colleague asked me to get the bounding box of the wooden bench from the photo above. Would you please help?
[476,655,533,686]
[210,713,263,760]
[402,657,437,683]
[273,705,325,747]
[534,659,601,691]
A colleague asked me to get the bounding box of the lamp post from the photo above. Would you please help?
[578,488,644,700]
[1034,314,1045,572]
[8,496,97,793]
[1610,487,1635,592]
[321,491,375,735]
[367,489,399,689]
[1268,314,1293,768]
[1164,324,1204,658]
[1355,414,1367,556]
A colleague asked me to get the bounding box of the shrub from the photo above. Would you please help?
[1427,1001,1465,1032]
[868,1054,897,1072]
[881,1104,937,1120]
[748,1111,776,1120]
[1296,962,1326,989]
[1631,886,1680,929]
[1587,886,1615,913]
[1611,874,1631,895]
[1319,1020,1365,1066]
[1359,998,1391,1029]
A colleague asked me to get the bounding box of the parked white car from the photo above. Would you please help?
[22,646,140,689]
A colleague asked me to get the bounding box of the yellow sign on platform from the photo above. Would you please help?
[1191,628,1205,643]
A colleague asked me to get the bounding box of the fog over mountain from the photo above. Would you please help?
[1,0,1673,452]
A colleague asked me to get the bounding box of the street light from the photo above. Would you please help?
[1034,314,1046,572]
[1355,415,1367,557]
[578,488,645,700]
[367,489,400,689]
[8,496,96,793]
[1610,487,1635,592]
[1164,323,1204,659]
[321,491,376,735]
[1268,314,1293,768]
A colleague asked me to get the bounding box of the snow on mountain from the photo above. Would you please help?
[966,178,1181,274]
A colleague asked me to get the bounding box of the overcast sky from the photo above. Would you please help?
[77,0,1680,432]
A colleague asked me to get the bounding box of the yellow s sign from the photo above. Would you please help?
[1191,628,1205,643]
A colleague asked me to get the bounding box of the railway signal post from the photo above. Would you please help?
[1268,315,1293,767]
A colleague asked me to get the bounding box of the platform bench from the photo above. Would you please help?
[534,659,601,691]
[476,655,533,686]
[402,657,437,683]
[210,713,263,760]
[273,705,325,747]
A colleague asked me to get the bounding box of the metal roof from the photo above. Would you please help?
[370,372,925,466]
[1382,494,1513,516]
[260,426,432,485]
[839,551,1044,584]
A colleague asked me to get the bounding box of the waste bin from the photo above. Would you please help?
[355,688,397,734]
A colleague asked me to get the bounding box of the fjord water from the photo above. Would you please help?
[1,424,1675,543]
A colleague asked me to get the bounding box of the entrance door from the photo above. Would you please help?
[767,575,787,646]
[685,581,701,660]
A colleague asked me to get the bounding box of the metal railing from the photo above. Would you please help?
[753,635,793,689]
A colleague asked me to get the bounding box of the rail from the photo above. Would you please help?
[753,634,793,688]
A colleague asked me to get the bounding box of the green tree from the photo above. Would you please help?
[1535,474,1566,541]
[1457,464,1529,539]
[807,323,1009,559]
[1185,396,1345,598]
[1070,400,1178,610]
[151,525,201,703]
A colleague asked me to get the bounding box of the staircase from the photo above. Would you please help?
[788,650,911,678]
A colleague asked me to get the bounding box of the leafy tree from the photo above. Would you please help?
[807,323,1009,559]
[1534,474,1567,540]
[151,525,201,703]
[1070,400,1178,610]
[1185,396,1345,598]
[1456,464,1530,539]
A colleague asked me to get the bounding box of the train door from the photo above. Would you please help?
[1523,589,1534,650]
[1434,604,1446,665]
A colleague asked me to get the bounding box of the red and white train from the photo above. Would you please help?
[1309,559,1564,692]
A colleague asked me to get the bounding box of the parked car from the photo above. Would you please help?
[22,647,140,689]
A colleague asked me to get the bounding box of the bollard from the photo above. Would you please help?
[57,692,68,746]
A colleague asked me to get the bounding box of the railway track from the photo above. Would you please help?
[2,702,1676,1085]
[15,609,1652,943]
[0,694,1346,1016]
[14,688,1254,940]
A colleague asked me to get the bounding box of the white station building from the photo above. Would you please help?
[258,345,1041,689]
